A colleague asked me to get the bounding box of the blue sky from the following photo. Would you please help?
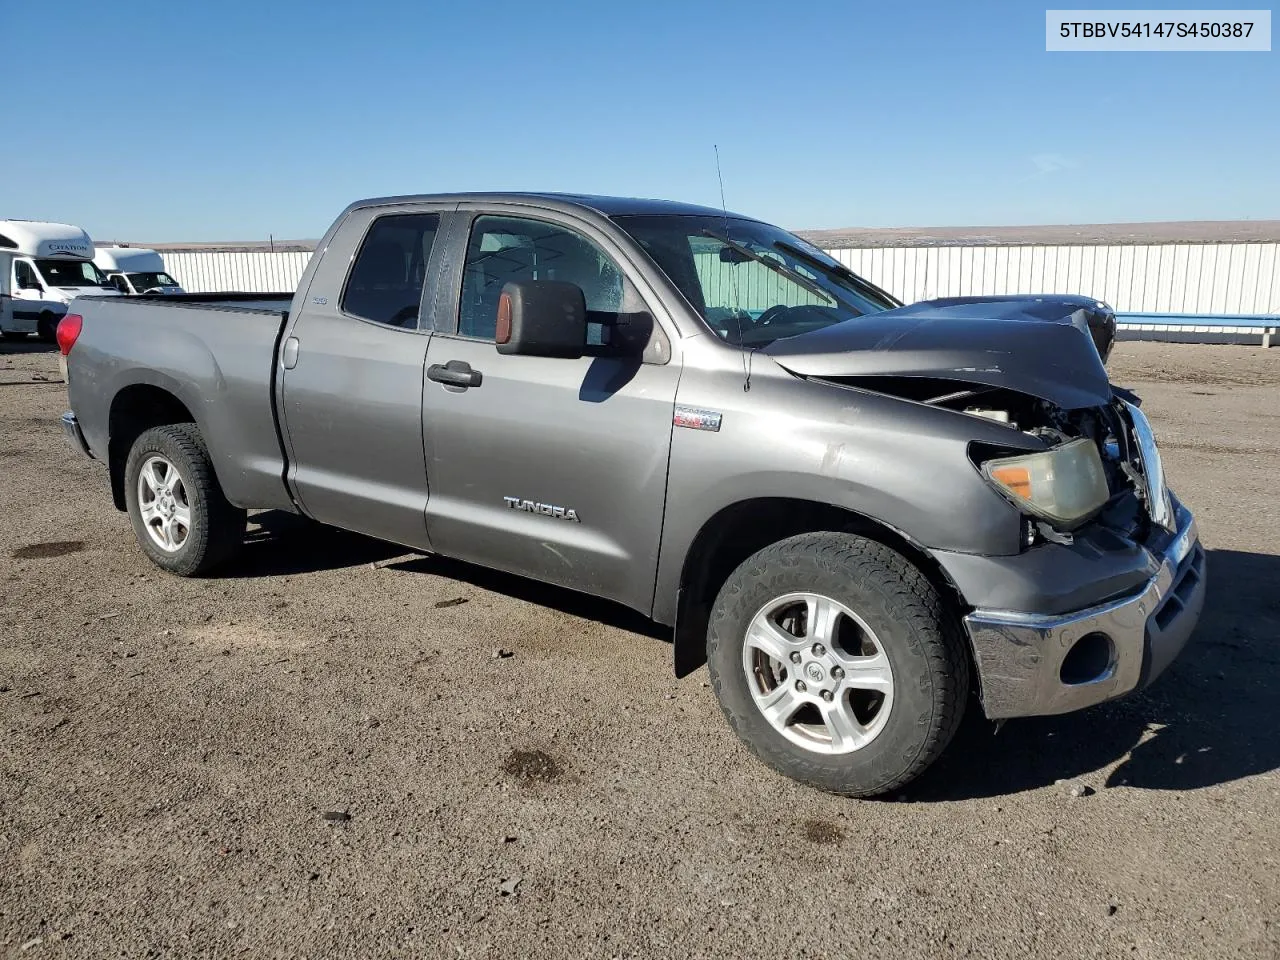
[3,0,1275,240]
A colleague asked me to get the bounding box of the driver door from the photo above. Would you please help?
[12,260,50,314]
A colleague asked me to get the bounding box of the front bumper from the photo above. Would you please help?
[962,501,1205,719]
[61,411,94,459]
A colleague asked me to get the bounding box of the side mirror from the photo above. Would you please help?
[22,280,44,293]
[495,280,587,359]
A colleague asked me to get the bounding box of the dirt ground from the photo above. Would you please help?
[1,340,1277,959]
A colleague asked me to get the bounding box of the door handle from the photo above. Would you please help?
[282,336,300,370]
[427,360,483,389]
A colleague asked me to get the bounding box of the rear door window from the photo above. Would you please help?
[341,213,440,329]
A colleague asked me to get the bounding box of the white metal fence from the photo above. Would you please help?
[163,251,313,296]
[161,242,1280,316]
[827,243,1280,315]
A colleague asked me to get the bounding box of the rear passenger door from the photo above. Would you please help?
[278,204,447,549]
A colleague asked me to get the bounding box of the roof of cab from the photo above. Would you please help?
[346,192,754,221]
[93,246,166,271]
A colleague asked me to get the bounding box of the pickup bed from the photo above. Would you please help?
[59,192,1206,797]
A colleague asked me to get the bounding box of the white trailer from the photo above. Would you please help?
[93,247,185,295]
[0,221,119,341]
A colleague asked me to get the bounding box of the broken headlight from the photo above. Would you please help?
[981,438,1109,528]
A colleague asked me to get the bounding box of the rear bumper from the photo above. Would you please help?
[61,411,94,460]
[961,501,1205,719]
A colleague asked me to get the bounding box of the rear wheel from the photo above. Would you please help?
[123,424,245,576]
[36,311,58,343]
[707,532,968,797]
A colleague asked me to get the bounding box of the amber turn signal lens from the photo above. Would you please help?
[495,292,512,345]
[989,465,1032,500]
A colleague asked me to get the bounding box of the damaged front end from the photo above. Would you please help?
[834,376,1203,719]
[858,377,1169,550]
[763,293,1155,550]
[764,295,1119,411]
[765,295,1204,719]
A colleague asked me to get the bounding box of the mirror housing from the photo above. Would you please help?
[718,246,752,264]
[495,280,587,358]
[21,280,44,293]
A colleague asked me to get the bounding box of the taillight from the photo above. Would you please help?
[57,313,83,356]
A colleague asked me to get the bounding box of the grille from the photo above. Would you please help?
[1153,544,1205,631]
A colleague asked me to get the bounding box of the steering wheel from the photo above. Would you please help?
[755,304,790,327]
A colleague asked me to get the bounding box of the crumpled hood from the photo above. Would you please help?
[764,295,1115,410]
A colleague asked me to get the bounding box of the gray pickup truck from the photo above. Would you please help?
[58,193,1205,796]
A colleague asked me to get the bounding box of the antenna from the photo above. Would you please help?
[714,144,729,218]
[714,144,752,392]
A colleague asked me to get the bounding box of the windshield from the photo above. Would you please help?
[35,259,109,287]
[126,272,179,290]
[613,215,899,346]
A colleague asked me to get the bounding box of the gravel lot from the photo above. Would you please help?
[1,340,1277,959]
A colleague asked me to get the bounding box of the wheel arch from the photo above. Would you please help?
[107,383,199,511]
[670,497,970,678]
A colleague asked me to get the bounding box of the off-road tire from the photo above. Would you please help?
[123,423,245,576]
[707,532,969,797]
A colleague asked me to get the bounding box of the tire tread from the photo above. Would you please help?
[124,423,244,576]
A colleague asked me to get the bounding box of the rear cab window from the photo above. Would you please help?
[342,213,440,329]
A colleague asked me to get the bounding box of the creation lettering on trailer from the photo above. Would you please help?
[42,240,93,257]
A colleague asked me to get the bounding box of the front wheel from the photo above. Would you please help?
[707,532,969,797]
[123,424,246,576]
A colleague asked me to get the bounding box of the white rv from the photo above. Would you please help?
[93,247,185,295]
[0,221,119,341]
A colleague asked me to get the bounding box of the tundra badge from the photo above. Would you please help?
[504,496,581,522]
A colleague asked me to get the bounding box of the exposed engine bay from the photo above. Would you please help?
[820,374,1157,546]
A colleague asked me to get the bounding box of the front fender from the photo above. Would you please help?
[651,366,1028,625]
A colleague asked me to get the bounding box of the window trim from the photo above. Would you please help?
[336,208,446,335]
[436,206,675,364]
